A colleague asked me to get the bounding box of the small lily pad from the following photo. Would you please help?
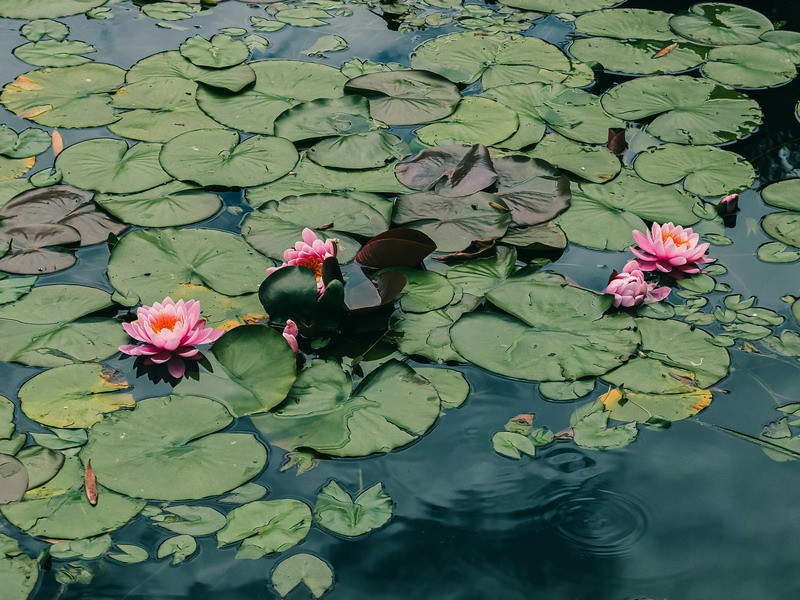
[180,34,249,69]
[313,480,393,537]
[217,499,312,559]
[272,553,334,599]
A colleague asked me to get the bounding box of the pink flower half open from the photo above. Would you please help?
[605,260,671,308]
[266,228,337,293]
[119,297,224,378]
[630,222,713,279]
[282,319,299,353]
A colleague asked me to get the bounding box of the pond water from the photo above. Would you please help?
[0,1,799,599]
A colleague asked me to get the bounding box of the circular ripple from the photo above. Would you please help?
[544,489,648,557]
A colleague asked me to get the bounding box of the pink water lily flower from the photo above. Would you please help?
[630,222,713,279]
[267,228,337,293]
[119,297,224,378]
[282,319,299,353]
[605,260,671,308]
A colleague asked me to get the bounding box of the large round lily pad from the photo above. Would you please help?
[273,96,372,142]
[252,359,440,457]
[497,0,620,12]
[1,456,145,540]
[761,179,800,211]
[634,144,755,197]
[762,213,800,247]
[574,8,676,40]
[217,499,312,559]
[56,139,172,194]
[94,181,222,227]
[107,227,273,304]
[306,130,408,170]
[343,70,460,126]
[526,132,621,183]
[0,535,38,600]
[601,75,762,145]
[702,45,797,88]
[603,318,730,393]
[669,3,773,46]
[450,275,639,382]
[416,97,518,147]
[180,34,249,69]
[159,129,298,188]
[568,37,706,76]
[0,63,124,128]
[82,395,267,501]
[197,60,347,134]
[555,169,702,250]
[18,363,134,429]
[411,31,572,86]
[124,50,256,93]
[0,284,129,367]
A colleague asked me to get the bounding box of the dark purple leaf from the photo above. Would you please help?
[355,228,436,268]
[434,239,496,262]
[0,223,81,274]
[0,454,28,505]
[395,144,497,197]
[607,128,627,159]
[493,155,570,227]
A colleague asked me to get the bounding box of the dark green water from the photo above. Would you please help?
[0,1,799,599]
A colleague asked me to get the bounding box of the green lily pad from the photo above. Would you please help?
[762,212,800,248]
[157,535,197,565]
[124,50,256,93]
[0,0,108,19]
[393,191,511,252]
[16,445,64,490]
[0,534,38,600]
[762,179,800,211]
[497,0,620,12]
[568,37,706,76]
[601,387,713,424]
[603,318,731,393]
[1,456,145,540]
[669,3,773,46]
[0,126,51,159]
[416,97,518,147]
[82,395,267,501]
[94,181,221,227]
[389,269,456,313]
[411,31,572,85]
[574,8,676,41]
[757,242,800,263]
[159,129,298,188]
[344,70,460,126]
[21,19,70,42]
[415,367,470,409]
[445,246,519,298]
[539,378,597,401]
[107,544,149,565]
[56,139,171,194]
[180,34,249,69]
[601,75,762,145]
[314,480,393,537]
[493,431,536,459]
[173,325,297,417]
[272,553,334,599]
[390,305,466,364]
[526,132,621,183]
[571,402,638,450]
[0,284,128,367]
[450,275,639,381]
[246,154,408,208]
[18,363,134,429]
[0,63,124,128]
[759,31,800,63]
[555,169,702,250]
[634,144,755,197]
[107,227,273,304]
[307,130,408,170]
[275,7,331,27]
[484,82,624,146]
[702,45,796,88]
[273,96,372,142]
[0,454,28,505]
[13,40,96,68]
[197,60,347,134]
[151,505,227,536]
[50,535,112,560]
[252,359,440,457]
[302,35,348,56]
[217,499,312,559]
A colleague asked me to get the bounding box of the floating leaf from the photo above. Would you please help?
[197,61,347,134]
[572,402,638,450]
[220,483,268,504]
[21,19,70,43]
[302,35,348,56]
[0,534,38,600]
[217,499,312,559]
[107,544,149,564]
[669,3,773,46]
[272,553,334,599]
[82,395,267,501]
[16,446,64,490]
[356,228,436,269]
[152,506,227,536]
[157,535,197,565]
[450,275,639,382]
[634,144,755,197]
[314,480,393,537]
[601,76,762,145]
[574,8,676,41]
[702,45,796,88]
[253,360,440,457]
[497,0,619,12]
[50,535,111,560]
[1,456,144,539]
[762,179,800,211]
[540,379,597,401]
[107,228,273,304]
[0,454,28,505]
[180,34,249,69]
[0,0,109,19]
[416,367,470,409]
[762,212,800,248]
[273,96,372,142]
[13,40,96,68]
[344,70,460,126]
[95,181,221,227]
[0,126,51,159]
[600,387,713,424]
[0,63,124,128]
[142,2,200,20]
[416,97,519,147]
[18,363,133,429]
[307,130,408,170]
[757,242,800,263]
[569,37,706,76]
[492,431,536,459]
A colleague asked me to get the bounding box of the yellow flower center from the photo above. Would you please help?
[661,231,689,248]
[298,256,324,280]
[150,313,181,333]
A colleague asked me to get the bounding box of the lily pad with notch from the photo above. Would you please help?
[668,3,773,46]
[273,96,373,142]
[395,144,497,198]
[574,8,677,41]
[0,125,51,159]
[82,395,268,501]
[416,97,519,147]
[0,0,109,19]
[217,499,312,559]
[568,37,707,76]
[180,34,249,69]
[13,39,96,68]
[306,130,408,170]
[525,132,621,183]
[344,69,460,126]
[702,44,797,89]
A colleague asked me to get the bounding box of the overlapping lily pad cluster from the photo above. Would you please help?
[0,0,799,598]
